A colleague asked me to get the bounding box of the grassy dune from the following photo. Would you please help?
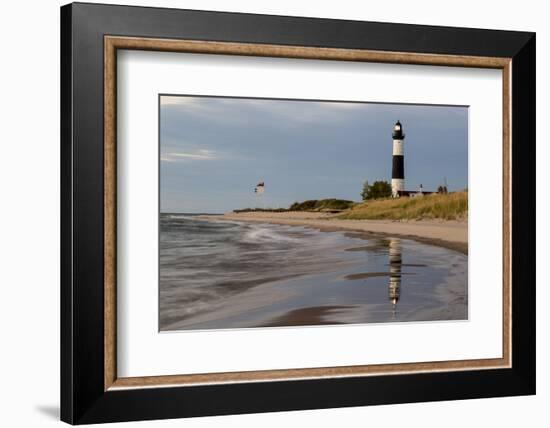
[289,198,355,212]
[234,198,354,213]
[338,191,468,221]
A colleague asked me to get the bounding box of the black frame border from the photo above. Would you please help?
[61,2,535,424]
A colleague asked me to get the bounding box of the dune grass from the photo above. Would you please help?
[289,198,355,212]
[337,191,468,221]
[234,198,355,213]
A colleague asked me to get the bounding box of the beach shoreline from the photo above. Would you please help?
[161,212,468,329]
[198,211,468,254]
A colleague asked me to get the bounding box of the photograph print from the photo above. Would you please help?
[159,95,468,332]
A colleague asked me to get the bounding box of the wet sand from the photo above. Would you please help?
[344,272,413,280]
[199,211,468,254]
[260,305,349,327]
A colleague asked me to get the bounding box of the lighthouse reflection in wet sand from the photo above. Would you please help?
[388,238,402,318]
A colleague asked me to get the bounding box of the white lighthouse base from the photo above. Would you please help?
[392,178,404,197]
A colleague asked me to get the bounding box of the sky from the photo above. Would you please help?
[160,95,468,213]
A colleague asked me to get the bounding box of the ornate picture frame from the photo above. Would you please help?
[61,2,535,424]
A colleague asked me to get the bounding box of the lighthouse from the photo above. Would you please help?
[391,120,405,197]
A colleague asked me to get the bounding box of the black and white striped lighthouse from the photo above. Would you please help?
[391,120,405,197]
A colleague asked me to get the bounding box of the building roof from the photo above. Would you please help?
[397,190,435,197]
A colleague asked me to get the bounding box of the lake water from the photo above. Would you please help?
[159,214,468,331]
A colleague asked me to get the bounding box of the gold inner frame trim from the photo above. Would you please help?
[104,35,512,391]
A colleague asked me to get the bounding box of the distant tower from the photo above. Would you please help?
[391,120,405,197]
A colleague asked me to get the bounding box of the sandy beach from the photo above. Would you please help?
[199,211,468,254]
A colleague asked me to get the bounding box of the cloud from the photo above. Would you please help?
[160,95,373,130]
[160,96,197,106]
[161,149,217,162]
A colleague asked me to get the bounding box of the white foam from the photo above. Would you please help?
[243,225,296,243]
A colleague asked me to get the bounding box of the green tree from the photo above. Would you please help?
[361,180,392,200]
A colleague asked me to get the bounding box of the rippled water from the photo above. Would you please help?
[159,214,468,331]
